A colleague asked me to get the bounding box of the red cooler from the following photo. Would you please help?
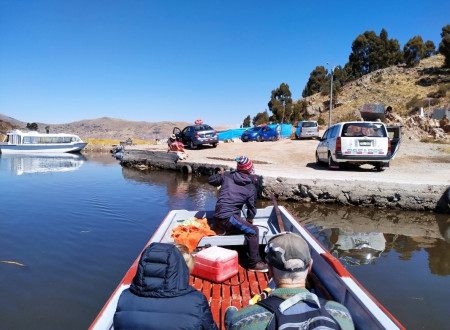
[192,246,239,283]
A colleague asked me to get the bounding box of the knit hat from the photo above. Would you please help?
[265,232,311,272]
[236,156,255,174]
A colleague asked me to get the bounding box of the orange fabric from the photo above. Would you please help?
[168,142,185,152]
[171,218,216,252]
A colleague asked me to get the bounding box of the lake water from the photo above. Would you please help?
[1,153,449,329]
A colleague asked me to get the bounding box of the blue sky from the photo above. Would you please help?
[1,1,449,127]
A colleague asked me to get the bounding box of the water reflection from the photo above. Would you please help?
[261,201,450,276]
[121,167,214,210]
[320,229,386,265]
[0,153,86,175]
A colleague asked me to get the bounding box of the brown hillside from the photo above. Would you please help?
[47,118,194,140]
[305,55,449,122]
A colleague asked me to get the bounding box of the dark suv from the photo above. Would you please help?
[173,124,219,149]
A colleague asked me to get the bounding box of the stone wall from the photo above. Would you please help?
[120,150,450,214]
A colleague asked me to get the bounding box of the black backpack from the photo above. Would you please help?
[257,295,341,330]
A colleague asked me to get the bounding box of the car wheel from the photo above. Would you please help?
[212,143,218,148]
[189,141,197,149]
[271,136,277,142]
[328,153,338,169]
[375,162,387,171]
[315,152,321,165]
[257,135,262,142]
[295,134,298,139]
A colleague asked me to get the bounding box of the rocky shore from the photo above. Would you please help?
[119,138,450,213]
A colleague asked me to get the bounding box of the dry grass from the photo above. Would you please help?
[83,138,159,151]
[84,138,157,146]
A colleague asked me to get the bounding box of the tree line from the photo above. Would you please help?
[243,25,450,127]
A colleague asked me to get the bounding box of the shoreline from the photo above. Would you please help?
[117,147,450,214]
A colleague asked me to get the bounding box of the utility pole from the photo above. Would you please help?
[327,63,335,128]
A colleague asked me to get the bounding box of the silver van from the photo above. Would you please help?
[295,121,319,139]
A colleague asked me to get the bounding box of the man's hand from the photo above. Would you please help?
[217,170,225,174]
[247,219,254,224]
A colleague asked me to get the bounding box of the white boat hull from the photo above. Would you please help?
[0,142,87,154]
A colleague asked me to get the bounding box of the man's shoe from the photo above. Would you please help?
[248,261,268,273]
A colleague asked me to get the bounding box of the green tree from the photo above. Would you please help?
[268,83,293,123]
[424,40,436,57]
[347,29,402,79]
[302,66,327,97]
[26,122,38,131]
[438,24,450,68]
[242,115,251,128]
[252,110,269,126]
[404,36,426,67]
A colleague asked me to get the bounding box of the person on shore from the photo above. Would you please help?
[113,242,218,330]
[224,232,354,330]
[167,133,188,159]
[208,156,267,272]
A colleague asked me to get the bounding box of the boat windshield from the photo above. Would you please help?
[22,136,79,144]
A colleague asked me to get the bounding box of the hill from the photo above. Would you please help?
[304,55,449,118]
[303,55,449,139]
[0,55,449,141]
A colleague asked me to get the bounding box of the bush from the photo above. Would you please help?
[338,112,360,122]
[317,114,326,126]
[406,95,425,114]
[427,84,450,98]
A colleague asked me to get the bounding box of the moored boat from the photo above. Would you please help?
[90,205,405,330]
[0,129,87,153]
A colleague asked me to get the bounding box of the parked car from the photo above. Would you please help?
[315,121,397,171]
[241,125,279,142]
[173,124,218,149]
[295,121,319,139]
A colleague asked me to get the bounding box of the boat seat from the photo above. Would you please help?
[197,218,279,247]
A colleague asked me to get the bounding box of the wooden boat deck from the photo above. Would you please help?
[190,264,269,329]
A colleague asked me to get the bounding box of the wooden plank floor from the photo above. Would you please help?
[190,265,270,329]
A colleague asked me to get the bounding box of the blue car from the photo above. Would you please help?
[241,126,279,142]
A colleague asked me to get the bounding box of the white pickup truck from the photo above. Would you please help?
[315,121,401,171]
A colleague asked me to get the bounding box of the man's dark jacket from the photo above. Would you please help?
[208,170,257,220]
[113,243,218,330]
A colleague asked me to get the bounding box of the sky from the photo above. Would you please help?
[1,1,449,128]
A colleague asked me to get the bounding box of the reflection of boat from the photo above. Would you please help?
[320,229,387,265]
[0,153,86,175]
[90,206,404,330]
[0,130,87,153]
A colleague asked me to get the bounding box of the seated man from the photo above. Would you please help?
[225,232,354,329]
[113,242,218,329]
[208,156,267,272]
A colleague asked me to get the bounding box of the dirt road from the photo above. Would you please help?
[130,137,450,186]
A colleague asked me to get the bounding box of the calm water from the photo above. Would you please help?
[0,153,448,329]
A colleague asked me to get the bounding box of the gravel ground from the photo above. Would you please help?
[127,137,450,186]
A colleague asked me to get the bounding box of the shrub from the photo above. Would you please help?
[317,114,326,126]
[427,84,450,98]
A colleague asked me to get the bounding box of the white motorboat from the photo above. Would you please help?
[0,129,87,154]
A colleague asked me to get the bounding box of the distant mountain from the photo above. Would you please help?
[0,116,193,140]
